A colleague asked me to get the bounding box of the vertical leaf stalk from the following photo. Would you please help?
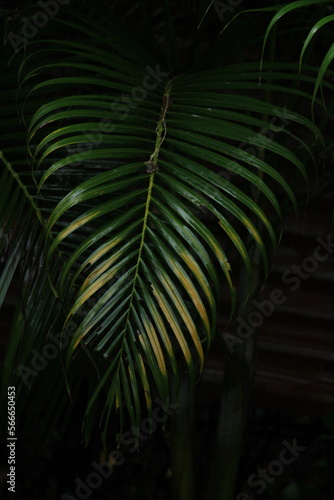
[171,376,195,500]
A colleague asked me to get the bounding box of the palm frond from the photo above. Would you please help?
[0,4,324,445]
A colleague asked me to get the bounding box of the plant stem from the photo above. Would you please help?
[206,338,252,500]
[207,246,260,500]
[171,376,195,500]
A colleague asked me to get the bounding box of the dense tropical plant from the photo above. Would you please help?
[0,0,333,498]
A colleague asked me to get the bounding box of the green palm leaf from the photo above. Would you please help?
[0,5,322,444]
